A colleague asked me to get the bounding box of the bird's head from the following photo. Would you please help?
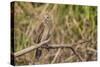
[42,13,52,29]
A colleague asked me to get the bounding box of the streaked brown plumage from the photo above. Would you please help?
[33,13,52,60]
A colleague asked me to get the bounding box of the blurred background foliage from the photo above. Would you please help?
[12,1,97,65]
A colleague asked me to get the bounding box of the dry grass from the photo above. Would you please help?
[11,1,97,65]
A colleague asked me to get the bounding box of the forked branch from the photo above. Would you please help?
[13,39,91,61]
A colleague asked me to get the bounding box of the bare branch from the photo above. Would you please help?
[13,39,91,60]
[44,45,84,61]
[14,38,50,57]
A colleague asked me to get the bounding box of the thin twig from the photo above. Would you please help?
[51,48,61,63]
[70,47,84,61]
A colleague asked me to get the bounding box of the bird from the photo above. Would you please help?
[33,13,52,61]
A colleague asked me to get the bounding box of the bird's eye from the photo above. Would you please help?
[46,16,49,19]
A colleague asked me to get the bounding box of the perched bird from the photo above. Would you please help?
[33,13,52,60]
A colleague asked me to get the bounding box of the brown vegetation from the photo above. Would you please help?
[11,1,97,65]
